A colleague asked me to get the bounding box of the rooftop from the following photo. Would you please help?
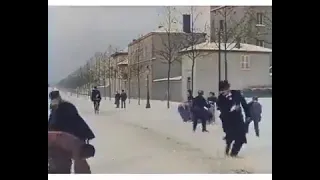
[111,47,128,57]
[117,59,128,66]
[180,41,272,53]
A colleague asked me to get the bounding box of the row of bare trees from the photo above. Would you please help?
[57,6,271,108]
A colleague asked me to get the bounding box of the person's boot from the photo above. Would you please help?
[256,131,260,137]
[230,142,243,157]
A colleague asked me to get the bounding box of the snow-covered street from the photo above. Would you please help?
[53,92,272,174]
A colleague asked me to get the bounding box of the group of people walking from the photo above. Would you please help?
[181,80,263,157]
[90,86,128,113]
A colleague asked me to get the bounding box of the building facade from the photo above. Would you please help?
[127,29,206,101]
[210,6,272,58]
[180,42,272,101]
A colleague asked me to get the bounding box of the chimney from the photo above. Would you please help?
[236,37,241,49]
[183,14,191,33]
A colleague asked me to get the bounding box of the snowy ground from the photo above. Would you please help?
[48,91,272,174]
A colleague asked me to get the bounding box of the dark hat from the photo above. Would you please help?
[219,80,230,91]
[49,90,60,100]
[253,96,258,101]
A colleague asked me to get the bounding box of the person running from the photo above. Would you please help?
[48,90,95,173]
[91,86,101,114]
[217,80,250,157]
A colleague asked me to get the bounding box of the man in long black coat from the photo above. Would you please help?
[191,90,210,132]
[217,80,250,157]
[48,90,95,173]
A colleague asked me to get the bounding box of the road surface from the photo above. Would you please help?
[53,92,272,174]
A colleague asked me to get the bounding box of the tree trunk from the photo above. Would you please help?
[137,66,141,105]
[167,63,171,109]
[103,78,106,100]
[191,56,195,95]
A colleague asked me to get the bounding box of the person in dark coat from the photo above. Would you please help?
[191,90,210,132]
[217,80,250,157]
[48,90,95,173]
[91,86,101,114]
[187,89,193,101]
[114,91,121,108]
[120,90,127,109]
[245,96,262,137]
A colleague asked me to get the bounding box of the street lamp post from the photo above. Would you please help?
[145,65,151,109]
[145,57,156,108]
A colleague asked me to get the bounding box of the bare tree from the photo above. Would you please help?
[180,6,209,94]
[102,52,109,100]
[129,39,144,105]
[245,7,272,46]
[211,6,253,80]
[94,52,103,87]
[157,7,185,108]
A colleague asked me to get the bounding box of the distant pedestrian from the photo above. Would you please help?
[114,91,120,108]
[207,92,217,124]
[120,90,127,108]
[245,96,262,137]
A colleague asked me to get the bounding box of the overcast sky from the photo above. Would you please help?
[48,6,209,84]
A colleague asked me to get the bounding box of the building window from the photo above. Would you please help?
[219,20,224,31]
[256,13,263,25]
[256,40,264,47]
[240,55,250,70]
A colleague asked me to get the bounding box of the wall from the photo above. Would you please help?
[151,80,182,102]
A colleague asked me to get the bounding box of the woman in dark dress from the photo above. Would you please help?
[217,80,251,157]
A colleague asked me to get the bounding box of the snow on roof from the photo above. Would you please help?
[153,76,182,82]
[151,26,182,33]
[117,59,128,65]
[121,47,128,53]
[180,41,272,53]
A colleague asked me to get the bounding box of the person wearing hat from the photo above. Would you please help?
[245,96,262,137]
[191,90,210,132]
[48,90,95,173]
[91,86,101,113]
[217,80,250,157]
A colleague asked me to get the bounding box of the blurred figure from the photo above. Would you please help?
[217,80,250,157]
[191,90,210,132]
[120,90,127,108]
[114,91,121,108]
[187,89,193,101]
[245,96,262,137]
[91,86,101,114]
[48,90,95,173]
[48,131,95,174]
[207,92,217,124]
